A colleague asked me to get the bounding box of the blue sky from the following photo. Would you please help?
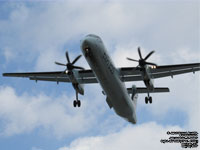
[0,0,199,150]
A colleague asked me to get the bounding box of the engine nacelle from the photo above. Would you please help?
[72,83,84,95]
[144,79,154,91]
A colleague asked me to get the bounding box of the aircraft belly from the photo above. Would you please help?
[83,45,137,123]
[94,60,136,123]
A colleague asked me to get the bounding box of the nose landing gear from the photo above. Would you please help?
[73,91,81,107]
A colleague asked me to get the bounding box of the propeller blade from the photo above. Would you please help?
[138,47,143,59]
[72,66,85,70]
[56,51,84,71]
[127,57,139,62]
[72,55,82,65]
[144,50,155,60]
[55,61,66,66]
[66,51,71,63]
[145,62,157,66]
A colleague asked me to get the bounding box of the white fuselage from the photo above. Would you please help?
[81,34,137,123]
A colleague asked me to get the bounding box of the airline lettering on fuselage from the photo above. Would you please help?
[102,52,115,74]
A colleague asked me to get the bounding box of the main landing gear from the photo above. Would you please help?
[73,91,81,107]
[145,93,152,104]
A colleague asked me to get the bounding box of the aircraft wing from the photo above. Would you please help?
[119,67,143,81]
[119,63,200,82]
[150,63,200,79]
[3,70,98,84]
[3,63,200,83]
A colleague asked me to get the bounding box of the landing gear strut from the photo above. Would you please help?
[73,91,81,107]
[145,93,152,104]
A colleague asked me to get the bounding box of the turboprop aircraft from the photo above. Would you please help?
[3,34,200,124]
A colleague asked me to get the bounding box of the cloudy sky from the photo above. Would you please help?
[0,0,199,150]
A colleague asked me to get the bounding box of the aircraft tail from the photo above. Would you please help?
[127,87,170,94]
[127,86,169,106]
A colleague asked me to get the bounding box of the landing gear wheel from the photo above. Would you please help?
[77,100,81,107]
[73,91,81,107]
[145,97,148,104]
[149,97,152,104]
[73,100,77,107]
[73,100,81,107]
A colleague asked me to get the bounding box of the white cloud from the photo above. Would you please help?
[0,85,108,138]
[58,122,182,150]
[148,74,200,130]
[171,47,200,63]
[1,1,198,70]
[3,47,15,63]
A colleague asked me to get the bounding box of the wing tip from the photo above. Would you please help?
[2,73,7,77]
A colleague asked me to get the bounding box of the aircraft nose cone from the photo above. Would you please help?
[81,37,92,57]
[81,38,90,49]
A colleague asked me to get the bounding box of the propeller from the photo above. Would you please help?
[127,47,157,68]
[55,51,84,72]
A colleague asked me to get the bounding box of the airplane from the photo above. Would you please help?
[2,34,200,124]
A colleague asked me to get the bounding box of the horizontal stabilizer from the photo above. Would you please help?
[127,87,170,94]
